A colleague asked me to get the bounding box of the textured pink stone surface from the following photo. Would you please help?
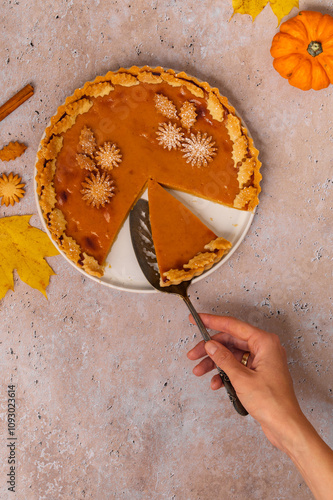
[0,1,332,498]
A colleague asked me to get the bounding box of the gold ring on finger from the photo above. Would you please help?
[241,351,250,367]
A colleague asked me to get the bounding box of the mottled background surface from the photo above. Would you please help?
[0,1,332,498]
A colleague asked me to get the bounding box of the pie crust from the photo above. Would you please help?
[35,66,261,281]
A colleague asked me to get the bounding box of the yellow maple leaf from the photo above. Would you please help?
[0,215,59,300]
[232,0,299,24]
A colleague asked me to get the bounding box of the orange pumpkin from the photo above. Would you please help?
[270,10,333,91]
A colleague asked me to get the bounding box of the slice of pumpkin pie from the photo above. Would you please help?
[148,179,232,286]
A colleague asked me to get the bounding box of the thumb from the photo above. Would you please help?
[205,340,245,381]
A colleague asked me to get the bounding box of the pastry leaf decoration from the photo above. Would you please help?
[154,94,178,119]
[180,101,197,131]
[78,125,97,157]
[232,0,299,25]
[0,215,59,301]
[0,141,27,161]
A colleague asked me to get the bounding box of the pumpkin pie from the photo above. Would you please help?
[148,179,232,286]
[35,66,261,283]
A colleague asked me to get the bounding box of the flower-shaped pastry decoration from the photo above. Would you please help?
[0,172,25,206]
[181,132,217,167]
[156,122,184,151]
[81,171,115,209]
[95,142,122,172]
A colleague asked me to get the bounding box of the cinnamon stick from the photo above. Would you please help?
[0,84,34,122]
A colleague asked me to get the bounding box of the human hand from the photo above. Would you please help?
[187,314,305,451]
[187,314,333,499]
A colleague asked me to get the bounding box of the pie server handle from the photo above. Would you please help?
[183,296,248,417]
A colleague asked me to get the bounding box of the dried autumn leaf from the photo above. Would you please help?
[0,215,59,300]
[0,141,27,161]
[232,0,299,25]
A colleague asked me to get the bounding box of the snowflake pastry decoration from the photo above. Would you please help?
[156,122,184,151]
[95,142,122,172]
[81,171,115,209]
[181,132,217,167]
[0,172,25,206]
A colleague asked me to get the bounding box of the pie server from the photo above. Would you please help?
[129,198,248,417]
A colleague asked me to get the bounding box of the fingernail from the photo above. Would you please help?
[205,341,217,356]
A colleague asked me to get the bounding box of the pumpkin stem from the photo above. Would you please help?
[307,41,323,57]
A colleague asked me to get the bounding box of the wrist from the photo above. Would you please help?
[279,410,316,457]
[260,404,309,453]
[267,410,333,500]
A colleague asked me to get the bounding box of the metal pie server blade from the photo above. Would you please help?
[130,198,248,416]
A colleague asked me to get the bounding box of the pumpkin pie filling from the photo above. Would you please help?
[148,179,232,286]
[36,66,261,281]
